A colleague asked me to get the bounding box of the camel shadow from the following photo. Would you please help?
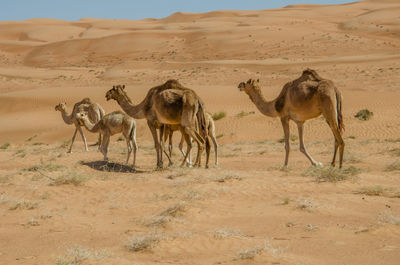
[81,160,145,173]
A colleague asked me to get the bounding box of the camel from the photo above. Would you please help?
[76,111,138,168]
[163,112,218,167]
[238,69,345,168]
[55,98,105,153]
[105,81,209,169]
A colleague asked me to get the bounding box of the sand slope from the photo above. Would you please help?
[1,1,400,264]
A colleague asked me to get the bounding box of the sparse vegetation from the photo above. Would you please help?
[56,245,111,265]
[355,109,373,121]
[26,134,38,142]
[216,134,224,139]
[214,173,242,182]
[303,166,361,182]
[237,240,280,260]
[23,162,66,172]
[50,171,89,186]
[127,233,160,252]
[278,133,298,143]
[212,111,226,120]
[117,135,125,142]
[389,148,400,157]
[385,161,400,172]
[213,228,244,239]
[236,111,255,118]
[0,142,10,150]
[354,185,399,197]
[9,199,40,210]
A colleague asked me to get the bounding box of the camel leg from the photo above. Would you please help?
[205,136,211,169]
[125,138,132,165]
[148,121,162,169]
[297,122,322,167]
[101,132,110,161]
[280,117,290,167]
[181,132,192,167]
[130,126,138,169]
[77,126,89,152]
[320,97,345,168]
[161,125,173,166]
[211,134,218,166]
[179,132,192,166]
[68,127,78,153]
[329,124,345,168]
[184,127,205,167]
[168,129,173,158]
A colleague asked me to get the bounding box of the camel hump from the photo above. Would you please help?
[163,79,185,89]
[302,68,323,81]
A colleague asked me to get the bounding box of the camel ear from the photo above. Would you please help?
[122,85,125,90]
[113,85,115,89]
[247,79,251,84]
[256,79,259,83]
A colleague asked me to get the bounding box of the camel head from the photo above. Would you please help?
[55,102,66,112]
[106,84,125,101]
[75,112,88,125]
[238,79,260,94]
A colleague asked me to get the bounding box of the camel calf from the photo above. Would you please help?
[77,111,138,168]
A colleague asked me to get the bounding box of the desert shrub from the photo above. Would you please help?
[0,142,10,150]
[303,166,361,182]
[212,111,226,120]
[236,111,255,118]
[355,109,373,121]
[127,234,160,252]
[385,161,400,172]
[50,171,89,186]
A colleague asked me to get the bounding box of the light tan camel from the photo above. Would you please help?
[76,111,138,168]
[163,112,218,167]
[105,81,208,169]
[238,69,345,168]
[55,98,105,153]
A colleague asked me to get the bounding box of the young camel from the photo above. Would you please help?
[105,81,209,169]
[163,112,218,167]
[238,69,345,168]
[76,111,138,168]
[55,98,105,153]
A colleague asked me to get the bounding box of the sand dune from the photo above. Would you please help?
[1,1,400,264]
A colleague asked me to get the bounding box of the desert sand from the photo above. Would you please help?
[1,0,400,264]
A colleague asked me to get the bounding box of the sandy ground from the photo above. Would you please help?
[1,0,400,264]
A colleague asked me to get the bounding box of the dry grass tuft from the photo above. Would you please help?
[159,202,186,217]
[385,161,400,172]
[56,245,111,265]
[303,166,361,183]
[278,134,298,143]
[236,111,255,118]
[50,171,89,186]
[127,233,161,252]
[355,109,373,121]
[214,173,242,183]
[0,142,10,150]
[212,111,226,121]
[9,199,40,210]
[212,228,245,239]
[355,186,400,198]
[238,240,281,260]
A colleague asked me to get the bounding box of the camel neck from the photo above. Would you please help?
[247,88,279,118]
[116,93,146,119]
[82,117,97,132]
[60,109,74,124]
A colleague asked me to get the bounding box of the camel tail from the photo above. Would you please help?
[335,90,344,134]
[196,100,208,141]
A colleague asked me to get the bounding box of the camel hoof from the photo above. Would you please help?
[313,162,324,167]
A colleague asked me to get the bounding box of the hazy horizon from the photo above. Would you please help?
[2,0,355,21]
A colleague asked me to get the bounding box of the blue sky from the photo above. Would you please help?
[2,0,355,21]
